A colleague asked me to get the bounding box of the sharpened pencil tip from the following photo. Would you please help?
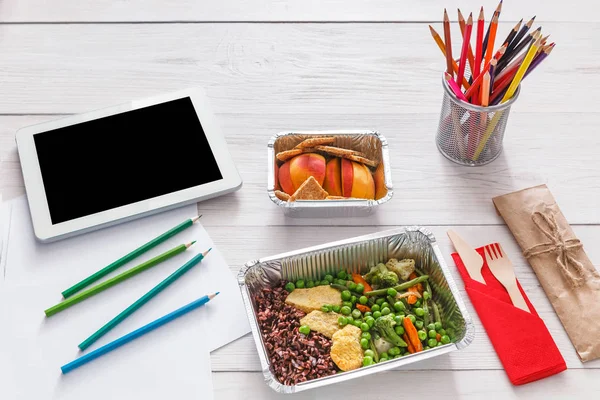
[187,240,197,248]
[202,248,212,257]
[192,215,203,223]
[209,292,220,300]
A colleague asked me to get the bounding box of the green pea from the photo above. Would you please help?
[360,322,370,331]
[363,311,372,318]
[372,311,382,319]
[361,331,371,340]
[324,274,334,283]
[295,280,305,289]
[379,357,389,362]
[381,302,390,310]
[434,322,443,331]
[408,314,416,324]
[417,330,427,341]
[394,315,403,325]
[414,308,425,317]
[438,329,447,336]
[362,356,374,367]
[347,282,357,291]
[428,338,437,348]
[360,338,370,349]
[437,342,443,346]
[350,296,357,304]
[355,283,365,294]
[427,323,436,331]
[393,301,405,312]
[342,301,353,308]
[428,329,437,338]
[285,282,295,292]
[387,288,398,297]
[366,316,375,328]
[341,290,351,301]
[357,296,367,305]
[346,315,354,323]
[321,305,331,312]
[414,300,422,308]
[394,326,405,336]
[340,306,351,315]
[423,291,431,300]
[332,305,341,313]
[364,349,375,358]
[353,320,362,328]
[390,347,401,356]
[352,309,362,319]
[371,304,380,312]
[381,307,391,316]
[379,352,389,359]
[423,346,430,350]
[299,325,311,335]
[337,270,347,280]
[306,280,315,288]
[376,298,385,306]
[441,335,451,344]
[415,320,424,330]
[338,316,348,326]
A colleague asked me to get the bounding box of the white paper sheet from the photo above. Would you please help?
[0,199,12,281]
[1,196,250,399]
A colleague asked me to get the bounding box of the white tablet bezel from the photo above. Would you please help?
[16,88,242,242]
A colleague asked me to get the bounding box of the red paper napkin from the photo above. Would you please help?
[452,246,566,385]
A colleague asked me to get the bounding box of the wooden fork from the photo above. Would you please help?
[484,243,530,313]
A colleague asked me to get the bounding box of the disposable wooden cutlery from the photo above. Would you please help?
[484,243,530,312]
[447,230,486,284]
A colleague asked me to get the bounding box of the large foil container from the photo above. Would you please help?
[238,227,475,393]
[267,131,393,217]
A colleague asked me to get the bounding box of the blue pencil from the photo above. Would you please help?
[79,248,212,351]
[61,292,219,374]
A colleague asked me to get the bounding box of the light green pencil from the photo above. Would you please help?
[44,241,196,317]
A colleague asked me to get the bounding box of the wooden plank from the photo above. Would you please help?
[213,370,600,399]
[2,112,600,225]
[0,0,597,22]
[204,224,600,372]
[0,23,593,115]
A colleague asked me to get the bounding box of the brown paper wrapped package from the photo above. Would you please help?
[493,184,600,362]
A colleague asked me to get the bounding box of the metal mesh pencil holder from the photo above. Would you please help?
[436,76,520,166]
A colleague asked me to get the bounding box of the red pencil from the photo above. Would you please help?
[464,44,507,101]
[457,13,473,90]
[443,9,453,75]
[444,72,468,102]
[458,9,476,75]
[474,7,485,79]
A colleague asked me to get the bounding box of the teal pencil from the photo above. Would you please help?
[78,248,212,351]
[61,215,202,298]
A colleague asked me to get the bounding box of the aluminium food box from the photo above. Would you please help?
[267,130,393,217]
[238,227,475,393]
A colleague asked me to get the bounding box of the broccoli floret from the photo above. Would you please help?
[380,271,399,287]
[386,258,416,281]
[363,263,398,288]
[374,315,408,347]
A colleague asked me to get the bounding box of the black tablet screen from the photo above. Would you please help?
[33,97,223,224]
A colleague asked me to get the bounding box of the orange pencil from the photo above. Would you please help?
[428,25,471,89]
[457,13,473,90]
[464,44,507,101]
[484,12,499,66]
[443,9,453,75]
[481,71,491,107]
[458,9,475,74]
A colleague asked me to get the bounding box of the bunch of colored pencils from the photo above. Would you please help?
[429,1,554,107]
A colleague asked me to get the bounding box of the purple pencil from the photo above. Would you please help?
[488,59,498,97]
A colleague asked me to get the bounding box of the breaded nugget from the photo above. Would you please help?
[274,190,291,201]
[299,310,342,338]
[314,146,365,158]
[330,325,363,371]
[289,176,329,201]
[342,154,378,168]
[294,137,335,149]
[285,285,343,313]
[275,148,303,161]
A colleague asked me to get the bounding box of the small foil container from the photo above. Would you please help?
[267,130,393,217]
[238,227,475,393]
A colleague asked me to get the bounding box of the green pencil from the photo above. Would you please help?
[45,241,196,317]
[61,215,201,298]
[78,248,212,351]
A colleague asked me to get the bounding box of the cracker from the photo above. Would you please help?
[275,148,303,161]
[325,196,346,200]
[342,154,378,168]
[294,137,335,149]
[274,190,291,201]
[314,145,365,158]
[289,176,329,201]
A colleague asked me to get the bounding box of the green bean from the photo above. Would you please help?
[364,275,429,296]
[431,300,442,324]
[387,295,396,305]
[330,283,348,292]
[369,338,380,363]
[422,297,430,326]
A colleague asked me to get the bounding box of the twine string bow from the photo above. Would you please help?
[523,211,586,287]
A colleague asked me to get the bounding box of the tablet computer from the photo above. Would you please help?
[16,88,242,242]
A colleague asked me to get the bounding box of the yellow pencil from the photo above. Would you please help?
[501,31,542,103]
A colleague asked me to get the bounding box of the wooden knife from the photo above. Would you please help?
[447,230,486,284]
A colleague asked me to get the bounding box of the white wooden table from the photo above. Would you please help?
[1,1,600,398]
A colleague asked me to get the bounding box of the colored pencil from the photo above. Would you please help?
[502,19,522,47]
[443,9,453,75]
[457,13,473,90]
[464,44,507,101]
[428,25,471,89]
[474,6,485,80]
[481,0,503,60]
[444,73,468,102]
[45,242,196,317]
[506,16,536,57]
[78,248,212,351]
[61,292,219,374]
[494,52,526,87]
[61,215,202,298]
[487,59,497,98]
[458,9,476,74]
[484,12,499,66]
[498,25,540,73]
[481,71,491,107]
[501,31,543,102]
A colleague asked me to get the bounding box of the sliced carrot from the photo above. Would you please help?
[355,304,371,313]
[403,317,423,352]
[352,273,373,293]
[404,333,415,354]
[407,293,418,304]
